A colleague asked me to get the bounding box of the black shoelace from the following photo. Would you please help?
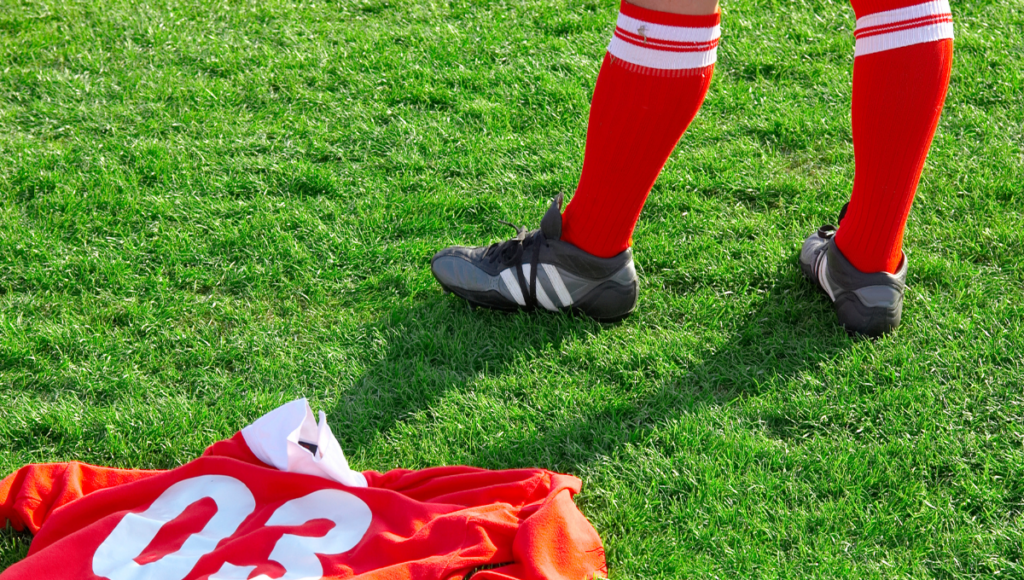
[483,221,548,309]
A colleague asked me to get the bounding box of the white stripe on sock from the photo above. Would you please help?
[855,21,953,56]
[856,0,950,31]
[500,268,526,306]
[854,0,953,56]
[614,13,721,44]
[607,13,720,70]
[607,37,718,70]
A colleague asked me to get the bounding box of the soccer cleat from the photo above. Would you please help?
[800,205,907,337]
[431,194,639,322]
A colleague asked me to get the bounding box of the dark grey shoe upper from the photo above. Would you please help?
[431,195,638,321]
[800,226,907,337]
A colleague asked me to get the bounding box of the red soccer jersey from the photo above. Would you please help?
[0,400,606,580]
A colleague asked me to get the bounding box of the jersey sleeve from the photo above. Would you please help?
[365,466,607,580]
[468,487,607,580]
[0,462,160,533]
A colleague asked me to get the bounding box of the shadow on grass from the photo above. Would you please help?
[0,526,31,570]
[458,277,855,473]
[330,263,854,473]
[325,296,607,454]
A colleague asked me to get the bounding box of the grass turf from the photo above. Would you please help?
[1,0,1023,576]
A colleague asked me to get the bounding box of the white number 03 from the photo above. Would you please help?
[92,475,372,580]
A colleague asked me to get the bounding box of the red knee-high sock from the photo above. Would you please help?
[560,2,719,258]
[834,0,954,274]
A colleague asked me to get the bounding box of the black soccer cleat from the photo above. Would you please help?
[431,195,639,322]
[800,204,907,337]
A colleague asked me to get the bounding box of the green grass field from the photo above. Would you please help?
[2,0,1023,576]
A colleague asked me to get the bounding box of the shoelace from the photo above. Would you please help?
[483,221,548,309]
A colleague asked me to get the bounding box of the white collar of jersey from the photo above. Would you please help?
[240,399,368,488]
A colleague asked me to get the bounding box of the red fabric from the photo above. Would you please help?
[617,1,720,27]
[201,431,268,464]
[834,36,953,273]
[0,437,605,580]
[0,462,159,533]
[850,0,934,19]
[561,41,715,257]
